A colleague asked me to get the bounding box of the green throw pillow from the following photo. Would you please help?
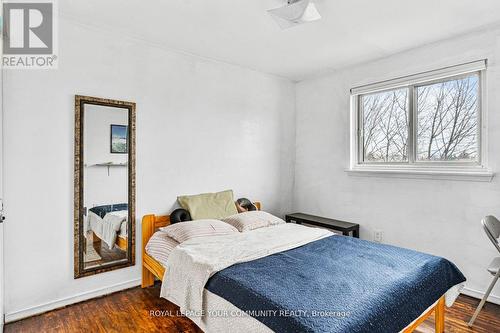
[177,189,238,220]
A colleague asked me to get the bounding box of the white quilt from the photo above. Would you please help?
[160,223,333,314]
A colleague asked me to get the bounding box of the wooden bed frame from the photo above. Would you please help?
[141,202,444,333]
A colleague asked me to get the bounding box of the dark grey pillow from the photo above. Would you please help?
[170,208,192,224]
[236,198,257,211]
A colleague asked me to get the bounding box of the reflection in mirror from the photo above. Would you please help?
[74,96,135,278]
[83,104,129,269]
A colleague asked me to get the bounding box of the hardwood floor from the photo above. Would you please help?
[84,241,127,269]
[5,283,500,333]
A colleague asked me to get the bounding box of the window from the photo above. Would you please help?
[416,75,479,162]
[350,60,492,181]
[361,88,409,163]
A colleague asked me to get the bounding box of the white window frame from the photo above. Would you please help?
[348,60,493,182]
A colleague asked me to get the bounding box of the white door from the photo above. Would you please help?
[0,51,4,333]
[0,2,4,330]
[0,74,3,332]
[0,195,3,332]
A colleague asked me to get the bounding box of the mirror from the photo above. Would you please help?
[74,95,135,278]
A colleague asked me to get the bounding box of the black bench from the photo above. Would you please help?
[285,213,359,238]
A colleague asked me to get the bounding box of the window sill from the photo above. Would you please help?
[345,166,494,182]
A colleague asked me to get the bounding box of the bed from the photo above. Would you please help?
[86,204,128,251]
[141,203,465,333]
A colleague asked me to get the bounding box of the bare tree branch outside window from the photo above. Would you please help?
[362,88,408,162]
[359,73,479,164]
[416,75,479,161]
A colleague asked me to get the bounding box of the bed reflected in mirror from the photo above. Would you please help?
[74,96,136,278]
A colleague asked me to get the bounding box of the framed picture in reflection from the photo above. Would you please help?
[110,124,128,154]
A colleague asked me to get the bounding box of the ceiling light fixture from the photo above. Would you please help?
[268,0,321,29]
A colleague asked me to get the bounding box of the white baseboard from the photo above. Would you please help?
[462,286,500,305]
[5,278,141,323]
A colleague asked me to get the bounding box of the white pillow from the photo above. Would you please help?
[221,211,286,232]
[107,210,128,219]
[145,231,179,267]
[160,219,238,243]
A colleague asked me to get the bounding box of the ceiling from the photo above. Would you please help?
[61,0,500,81]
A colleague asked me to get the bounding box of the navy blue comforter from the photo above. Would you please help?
[205,235,465,333]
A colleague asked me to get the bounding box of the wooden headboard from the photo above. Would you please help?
[141,201,261,287]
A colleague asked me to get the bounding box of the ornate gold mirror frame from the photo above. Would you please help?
[74,95,136,278]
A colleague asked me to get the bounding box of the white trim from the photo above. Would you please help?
[479,67,489,171]
[0,2,4,328]
[4,279,141,323]
[351,60,486,95]
[346,166,493,182]
[349,96,358,169]
[462,287,500,306]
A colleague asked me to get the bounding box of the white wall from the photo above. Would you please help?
[84,104,128,166]
[84,105,128,208]
[294,27,500,303]
[2,17,295,320]
[5,9,499,323]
